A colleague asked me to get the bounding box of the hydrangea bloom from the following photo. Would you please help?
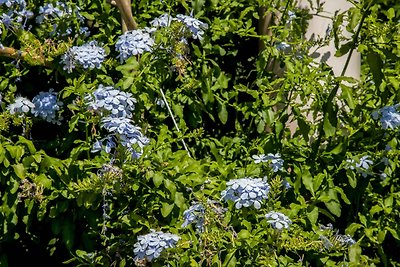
[61,41,105,73]
[181,203,205,232]
[221,178,270,209]
[150,13,174,27]
[176,14,208,40]
[265,211,292,230]
[115,28,155,63]
[252,153,284,172]
[371,104,400,130]
[7,96,35,115]
[31,90,63,124]
[100,116,149,158]
[133,230,180,262]
[86,85,136,118]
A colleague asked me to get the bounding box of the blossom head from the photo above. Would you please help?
[86,85,136,118]
[221,177,270,209]
[371,104,400,130]
[181,203,205,232]
[175,14,208,40]
[265,211,292,230]
[133,230,180,262]
[61,41,105,73]
[31,89,63,124]
[7,96,35,115]
[115,29,155,63]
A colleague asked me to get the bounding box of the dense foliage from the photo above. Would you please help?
[1,0,399,266]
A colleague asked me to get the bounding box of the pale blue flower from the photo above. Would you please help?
[320,235,333,250]
[276,42,291,51]
[346,156,373,177]
[31,89,63,124]
[221,178,270,209]
[7,96,34,114]
[133,230,180,262]
[176,14,208,40]
[335,234,356,246]
[86,85,136,118]
[61,41,105,73]
[265,211,292,230]
[150,13,174,27]
[115,28,155,63]
[182,203,205,232]
[372,104,400,130]
[252,153,284,172]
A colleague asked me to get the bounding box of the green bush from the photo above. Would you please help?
[0,0,399,266]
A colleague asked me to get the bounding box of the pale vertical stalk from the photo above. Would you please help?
[159,88,192,158]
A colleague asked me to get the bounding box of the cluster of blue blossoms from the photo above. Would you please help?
[181,203,205,232]
[115,28,155,63]
[88,85,149,158]
[36,2,89,37]
[252,153,284,172]
[86,84,136,118]
[150,13,208,40]
[61,41,105,73]
[31,89,63,124]
[0,0,33,31]
[7,96,35,115]
[346,155,373,177]
[7,90,63,124]
[371,104,400,130]
[221,177,270,209]
[133,230,180,262]
[265,211,292,230]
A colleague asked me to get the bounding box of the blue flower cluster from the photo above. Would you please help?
[276,42,291,52]
[35,2,89,37]
[346,155,373,177]
[150,13,208,40]
[150,13,174,27]
[181,203,205,232]
[61,41,105,73]
[115,28,155,63]
[176,14,208,40]
[7,96,35,115]
[0,0,33,31]
[221,178,270,209]
[265,211,292,230]
[133,230,180,262]
[335,234,356,246]
[31,89,63,124]
[371,104,400,130]
[86,85,136,118]
[252,153,284,172]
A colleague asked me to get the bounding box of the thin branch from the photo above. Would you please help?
[0,46,52,67]
[159,88,192,158]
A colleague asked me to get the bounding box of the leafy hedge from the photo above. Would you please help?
[0,0,399,266]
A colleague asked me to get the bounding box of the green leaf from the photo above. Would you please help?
[325,201,341,217]
[346,223,363,235]
[161,202,174,217]
[218,103,228,124]
[152,173,163,187]
[12,164,26,179]
[349,244,361,263]
[367,52,383,88]
[323,114,336,137]
[341,84,355,109]
[307,206,319,225]
[387,8,395,19]
[174,192,185,209]
[237,229,251,239]
[222,250,237,267]
[347,170,357,188]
